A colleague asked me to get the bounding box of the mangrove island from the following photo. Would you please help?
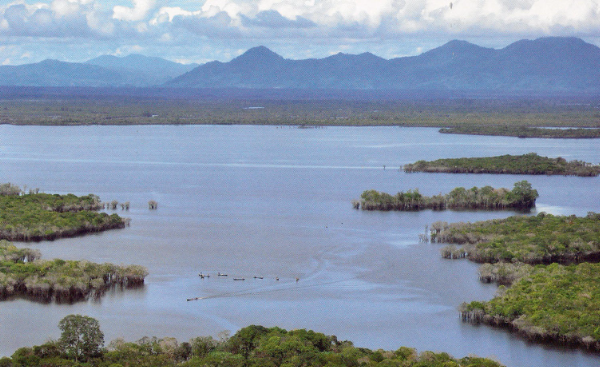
[429,212,600,264]
[403,153,600,177]
[0,240,147,303]
[427,212,600,353]
[460,262,600,353]
[355,181,538,211]
[0,183,128,242]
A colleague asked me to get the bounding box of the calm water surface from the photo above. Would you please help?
[0,125,599,366]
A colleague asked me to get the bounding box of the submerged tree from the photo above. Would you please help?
[58,314,104,362]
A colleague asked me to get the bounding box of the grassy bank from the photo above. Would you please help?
[404,153,600,177]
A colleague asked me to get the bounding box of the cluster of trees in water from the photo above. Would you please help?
[0,240,147,303]
[460,262,600,352]
[355,181,538,211]
[439,125,600,139]
[426,212,600,352]
[403,153,600,177]
[429,212,600,264]
[0,184,128,241]
[3,320,503,366]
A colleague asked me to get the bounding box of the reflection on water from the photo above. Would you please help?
[0,125,598,366]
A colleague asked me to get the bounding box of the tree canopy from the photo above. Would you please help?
[0,186,127,242]
[430,212,599,264]
[357,181,538,211]
[5,323,504,366]
[404,153,600,177]
[58,315,104,362]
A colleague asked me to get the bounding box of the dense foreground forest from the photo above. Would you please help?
[3,321,504,367]
[439,126,600,138]
[0,241,147,302]
[356,181,538,211]
[429,212,600,352]
[0,184,127,241]
[403,153,600,177]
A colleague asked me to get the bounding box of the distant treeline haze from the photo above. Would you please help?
[440,125,600,139]
[404,153,600,176]
[1,94,599,128]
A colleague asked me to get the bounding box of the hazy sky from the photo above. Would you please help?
[1,0,599,65]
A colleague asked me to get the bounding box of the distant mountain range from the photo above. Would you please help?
[0,55,198,87]
[86,54,198,86]
[1,37,599,92]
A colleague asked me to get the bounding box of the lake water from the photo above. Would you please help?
[0,125,598,366]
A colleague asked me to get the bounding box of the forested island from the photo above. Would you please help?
[427,212,600,352]
[403,153,600,177]
[439,126,600,139]
[355,181,538,211]
[0,241,147,303]
[4,320,503,366]
[460,262,600,352]
[429,212,600,264]
[0,183,128,241]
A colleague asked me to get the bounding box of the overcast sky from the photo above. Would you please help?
[1,0,599,65]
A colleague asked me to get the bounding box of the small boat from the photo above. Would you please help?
[199,272,210,279]
[217,272,228,276]
[253,276,264,279]
[233,278,245,281]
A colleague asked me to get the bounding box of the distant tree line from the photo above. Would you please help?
[3,320,504,366]
[404,153,600,177]
[355,181,538,211]
[439,125,600,139]
[2,94,600,129]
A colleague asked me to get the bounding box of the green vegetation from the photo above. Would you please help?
[404,153,600,177]
[430,212,600,264]
[0,240,147,302]
[356,181,538,211]
[460,263,600,352]
[59,315,105,362]
[1,94,599,128]
[0,185,128,241]
[439,125,600,138]
[3,321,504,366]
[429,212,600,352]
